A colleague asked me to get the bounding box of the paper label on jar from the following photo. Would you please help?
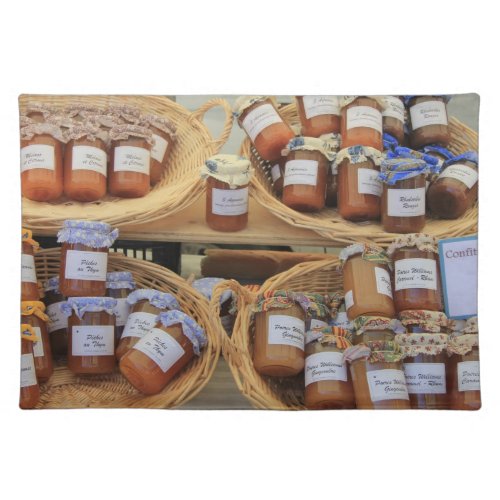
[331,311,351,330]
[271,164,282,182]
[211,187,249,216]
[357,168,382,197]
[344,290,354,310]
[133,328,185,373]
[21,144,55,172]
[72,145,107,176]
[395,258,437,291]
[367,369,409,402]
[387,187,426,217]
[20,353,37,388]
[151,133,169,163]
[64,250,108,282]
[283,159,319,187]
[21,253,37,283]
[382,96,405,122]
[241,103,282,142]
[457,361,480,392]
[114,298,130,328]
[309,318,329,330]
[403,363,446,394]
[113,146,150,174]
[305,351,348,386]
[32,327,44,358]
[121,311,158,339]
[267,314,305,351]
[47,301,68,333]
[303,96,340,119]
[410,100,448,130]
[346,106,382,133]
[71,325,114,356]
[439,164,478,189]
[375,267,393,298]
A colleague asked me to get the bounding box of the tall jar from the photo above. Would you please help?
[381,96,405,145]
[200,155,253,232]
[296,96,341,137]
[42,277,68,357]
[407,96,450,149]
[388,234,443,313]
[106,271,136,343]
[21,228,40,301]
[234,96,295,161]
[340,244,395,320]
[20,324,40,409]
[58,219,119,297]
[119,310,207,395]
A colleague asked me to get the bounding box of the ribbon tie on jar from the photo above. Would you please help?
[378,158,430,186]
[21,301,49,322]
[307,325,352,350]
[157,310,207,356]
[21,323,39,342]
[339,243,392,268]
[22,228,40,251]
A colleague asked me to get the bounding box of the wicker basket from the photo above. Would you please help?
[20,95,233,231]
[242,103,478,247]
[33,248,221,408]
[210,258,342,410]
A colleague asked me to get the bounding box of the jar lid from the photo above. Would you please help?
[284,136,336,161]
[253,290,298,313]
[20,115,35,127]
[383,133,400,151]
[388,146,441,167]
[305,325,352,349]
[419,144,455,162]
[57,219,119,249]
[141,113,177,138]
[339,96,386,109]
[233,96,274,118]
[192,278,232,305]
[339,243,391,267]
[106,271,136,290]
[447,333,479,356]
[21,323,39,342]
[334,145,383,167]
[387,233,439,256]
[65,122,107,143]
[325,292,344,317]
[295,292,330,318]
[343,340,404,364]
[352,315,405,335]
[43,276,60,293]
[398,309,452,333]
[21,301,49,322]
[126,289,180,310]
[461,316,478,334]
[109,124,154,145]
[200,154,253,188]
[23,103,57,119]
[46,114,79,130]
[404,95,451,106]
[61,297,118,319]
[105,105,144,124]
[22,228,39,251]
[395,332,448,358]
[157,310,207,356]
[64,104,104,118]
[319,133,342,154]
[379,158,429,185]
[20,122,66,143]
[85,113,125,129]
[444,151,478,168]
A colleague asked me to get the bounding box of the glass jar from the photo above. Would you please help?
[296,96,341,137]
[235,96,295,161]
[119,310,207,395]
[407,96,450,149]
[340,96,383,151]
[340,244,395,320]
[62,297,117,374]
[20,324,41,409]
[58,220,118,297]
[106,271,136,343]
[116,289,180,360]
[270,155,286,197]
[21,229,40,301]
[42,276,68,357]
[388,234,443,313]
[381,96,405,145]
[109,124,153,198]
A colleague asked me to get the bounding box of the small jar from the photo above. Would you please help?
[296,96,341,137]
[116,289,180,360]
[340,96,384,151]
[381,96,405,145]
[269,155,286,197]
[21,228,40,301]
[119,310,207,395]
[109,124,153,198]
[42,277,68,357]
[20,324,41,409]
[200,155,253,232]
[427,151,478,219]
[62,297,117,375]
[340,244,395,320]
[21,301,53,382]
[407,96,450,149]
[336,145,383,221]
[388,234,443,313]
[106,271,136,343]
[58,219,119,297]
[234,96,295,161]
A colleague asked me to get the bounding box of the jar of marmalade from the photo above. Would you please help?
[381,96,405,145]
[21,228,40,301]
[42,276,68,357]
[407,96,450,149]
[296,96,341,137]
[20,324,41,409]
[119,310,207,395]
[106,271,136,343]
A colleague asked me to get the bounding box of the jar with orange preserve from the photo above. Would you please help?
[296,96,341,137]
[120,310,207,395]
[20,324,40,409]
[21,228,40,301]
[106,271,136,343]
[20,122,65,201]
[387,234,443,313]
[200,154,253,232]
[381,96,405,145]
[42,277,68,357]
[320,133,341,207]
[62,297,117,375]
[340,243,395,320]
[21,301,53,382]
[234,96,295,161]
[335,145,383,221]
[116,289,180,360]
[109,124,153,198]
[344,316,410,409]
[58,219,119,297]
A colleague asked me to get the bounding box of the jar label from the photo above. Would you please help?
[21,253,37,283]
[241,103,282,142]
[410,100,448,130]
[331,311,351,329]
[64,249,108,282]
[134,328,185,373]
[357,168,382,197]
[71,325,115,356]
[113,146,150,174]
[72,145,107,176]
[32,326,44,358]
[20,353,37,388]
[21,144,55,172]
[151,133,169,163]
[346,106,382,133]
[114,298,131,328]
[375,267,393,298]
[457,360,480,392]
[121,311,158,339]
[303,96,340,119]
[309,318,328,330]
[212,187,249,216]
[283,159,319,187]
[439,164,478,189]
[267,314,305,351]
[367,368,409,402]
[271,163,282,182]
[387,187,426,217]
[344,290,354,310]
[382,96,405,122]
[395,258,437,291]
[403,362,446,394]
[305,351,348,386]
[47,301,68,333]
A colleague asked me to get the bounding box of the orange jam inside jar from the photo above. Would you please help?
[106,271,136,344]
[42,277,68,357]
[201,154,253,232]
[235,96,295,161]
[388,234,443,313]
[340,243,395,320]
[63,297,117,375]
[407,96,450,149]
[296,96,341,137]
[116,289,180,361]
[21,229,40,301]
[120,310,207,395]
[381,96,405,145]
[20,324,41,409]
